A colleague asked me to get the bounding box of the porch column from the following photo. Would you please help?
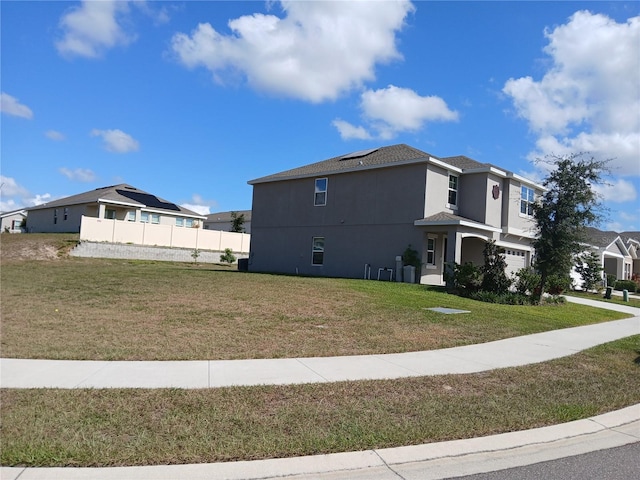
[444,228,462,287]
[98,203,106,219]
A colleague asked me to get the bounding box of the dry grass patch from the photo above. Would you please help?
[2,336,638,467]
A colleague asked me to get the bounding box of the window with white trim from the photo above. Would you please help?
[312,237,325,266]
[141,212,150,223]
[53,208,58,224]
[127,211,136,222]
[520,186,535,216]
[150,213,160,224]
[426,237,436,266]
[314,178,327,206]
[176,217,184,227]
[448,174,458,208]
[185,218,194,228]
[105,208,116,220]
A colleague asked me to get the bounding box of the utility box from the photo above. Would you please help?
[403,265,416,284]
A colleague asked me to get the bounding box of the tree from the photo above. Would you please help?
[575,250,603,292]
[230,211,245,233]
[531,153,608,301]
[481,240,511,294]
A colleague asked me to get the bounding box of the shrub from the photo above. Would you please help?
[546,274,571,295]
[606,274,617,288]
[614,280,637,293]
[402,244,421,268]
[481,240,511,294]
[219,248,236,264]
[574,251,603,291]
[469,291,532,305]
[446,262,482,294]
[513,266,541,296]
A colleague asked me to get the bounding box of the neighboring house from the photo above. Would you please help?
[26,184,205,233]
[0,209,27,233]
[572,228,634,288]
[204,210,252,233]
[621,232,640,278]
[247,144,543,285]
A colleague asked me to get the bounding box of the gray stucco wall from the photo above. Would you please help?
[250,163,428,278]
[71,241,248,264]
[27,205,86,233]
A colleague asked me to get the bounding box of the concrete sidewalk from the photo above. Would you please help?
[2,297,638,389]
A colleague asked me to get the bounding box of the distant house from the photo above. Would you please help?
[26,184,205,233]
[247,144,543,285]
[204,210,252,233]
[621,232,640,278]
[0,209,27,233]
[572,228,633,287]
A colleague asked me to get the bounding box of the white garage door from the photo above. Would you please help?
[504,249,527,277]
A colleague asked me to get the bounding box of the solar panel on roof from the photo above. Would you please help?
[340,148,379,160]
[115,189,181,211]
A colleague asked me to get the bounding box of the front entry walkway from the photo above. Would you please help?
[2,297,638,389]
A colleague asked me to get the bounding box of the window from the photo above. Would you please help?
[64,208,68,221]
[127,211,136,222]
[185,218,194,228]
[426,237,436,266]
[53,209,58,224]
[448,174,458,207]
[140,212,150,223]
[175,217,184,227]
[312,237,325,266]
[105,209,116,220]
[520,186,535,216]
[314,178,327,206]
[150,213,160,224]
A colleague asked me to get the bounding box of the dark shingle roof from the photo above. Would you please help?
[27,184,203,217]
[439,155,488,170]
[584,227,623,248]
[205,210,252,223]
[249,144,434,184]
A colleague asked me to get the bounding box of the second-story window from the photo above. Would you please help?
[314,178,327,206]
[520,186,535,216]
[448,174,458,208]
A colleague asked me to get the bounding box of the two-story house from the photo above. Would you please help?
[26,184,206,233]
[247,144,543,285]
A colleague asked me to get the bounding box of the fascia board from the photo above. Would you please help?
[414,219,501,233]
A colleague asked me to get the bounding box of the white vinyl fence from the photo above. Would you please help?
[79,216,250,253]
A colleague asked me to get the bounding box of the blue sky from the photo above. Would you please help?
[2,1,639,231]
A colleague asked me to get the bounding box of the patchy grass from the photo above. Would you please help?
[2,336,638,467]
[1,235,630,360]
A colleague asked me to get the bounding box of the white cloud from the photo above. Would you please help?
[181,194,217,216]
[171,1,414,103]
[332,119,372,140]
[0,92,34,119]
[56,0,135,58]
[45,130,66,141]
[0,176,52,210]
[0,176,29,198]
[332,85,458,140]
[91,129,140,153]
[59,167,97,182]
[503,11,640,176]
[592,178,637,203]
[27,194,53,207]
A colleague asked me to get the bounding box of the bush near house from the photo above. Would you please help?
[614,280,637,293]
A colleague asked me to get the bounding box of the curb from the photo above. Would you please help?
[2,405,638,480]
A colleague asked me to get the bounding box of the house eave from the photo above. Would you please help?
[248,155,440,185]
[414,219,502,233]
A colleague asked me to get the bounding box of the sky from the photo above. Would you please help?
[1,0,639,232]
